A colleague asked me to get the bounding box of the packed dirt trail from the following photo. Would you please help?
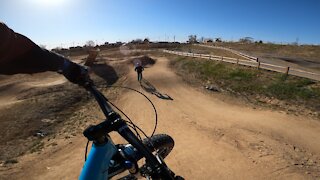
[117,57,320,179]
[3,56,320,179]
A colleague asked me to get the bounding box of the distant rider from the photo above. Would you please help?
[134,61,144,82]
[0,22,89,85]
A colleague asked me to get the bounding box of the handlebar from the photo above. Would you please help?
[85,85,113,117]
[83,82,177,179]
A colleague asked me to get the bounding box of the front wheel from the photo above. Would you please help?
[108,134,174,179]
[141,134,174,160]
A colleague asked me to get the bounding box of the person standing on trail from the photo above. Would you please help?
[134,61,144,82]
[0,22,89,85]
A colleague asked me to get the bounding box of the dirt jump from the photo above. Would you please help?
[1,56,320,179]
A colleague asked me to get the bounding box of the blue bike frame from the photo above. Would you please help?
[79,137,117,180]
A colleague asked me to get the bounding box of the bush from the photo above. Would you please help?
[229,69,256,81]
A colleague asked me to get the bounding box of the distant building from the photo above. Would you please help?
[203,38,213,43]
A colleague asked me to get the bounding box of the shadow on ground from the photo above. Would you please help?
[140,79,173,100]
[90,63,118,85]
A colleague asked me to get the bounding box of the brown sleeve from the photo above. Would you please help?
[0,22,65,75]
[0,22,36,63]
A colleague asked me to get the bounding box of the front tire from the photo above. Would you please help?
[142,134,174,159]
[108,134,174,179]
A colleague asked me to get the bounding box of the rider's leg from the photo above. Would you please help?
[137,72,140,81]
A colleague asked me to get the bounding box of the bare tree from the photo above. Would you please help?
[188,35,197,44]
[239,37,254,43]
[131,39,143,44]
[143,38,150,44]
[85,40,95,47]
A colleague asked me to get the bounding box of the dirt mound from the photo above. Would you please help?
[0,81,89,161]
[130,55,156,67]
[0,58,130,163]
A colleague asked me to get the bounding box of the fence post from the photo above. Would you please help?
[193,53,195,58]
[257,62,261,69]
[285,67,290,75]
[221,56,223,61]
[236,59,239,65]
[200,54,202,58]
[209,55,211,60]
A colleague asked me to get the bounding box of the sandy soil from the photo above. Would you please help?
[0,73,66,106]
[1,56,320,179]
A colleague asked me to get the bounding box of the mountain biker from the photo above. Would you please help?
[134,61,144,82]
[0,22,88,85]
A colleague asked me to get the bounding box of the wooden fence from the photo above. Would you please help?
[163,49,320,81]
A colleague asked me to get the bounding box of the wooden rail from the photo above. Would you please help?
[163,49,320,81]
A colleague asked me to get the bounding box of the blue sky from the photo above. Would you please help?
[1,0,320,48]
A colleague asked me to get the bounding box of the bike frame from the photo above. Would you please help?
[79,137,117,180]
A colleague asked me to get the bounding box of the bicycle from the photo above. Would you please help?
[78,78,183,179]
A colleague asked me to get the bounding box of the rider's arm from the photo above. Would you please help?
[0,22,65,74]
[0,23,88,85]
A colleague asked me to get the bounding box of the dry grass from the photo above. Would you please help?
[216,42,320,62]
[173,44,245,59]
[169,55,320,118]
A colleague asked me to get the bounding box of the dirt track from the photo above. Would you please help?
[1,56,320,179]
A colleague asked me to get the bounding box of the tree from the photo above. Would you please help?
[143,38,150,44]
[239,37,254,43]
[188,35,197,44]
[85,40,95,47]
[131,39,143,44]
